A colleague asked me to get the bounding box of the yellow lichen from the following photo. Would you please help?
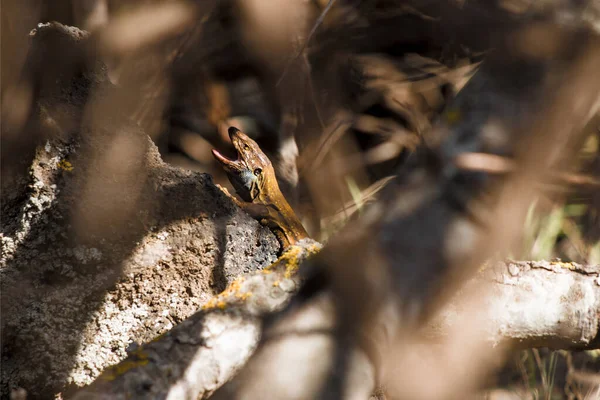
[202,243,321,309]
[202,276,247,310]
[202,298,219,310]
[100,352,149,381]
[236,292,252,300]
[284,261,300,279]
[271,243,322,279]
[262,258,281,272]
[552,261,576,270]
[57,159,73,171]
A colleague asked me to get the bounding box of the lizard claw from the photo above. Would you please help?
[216,184,243,207]
[216,183,230,195]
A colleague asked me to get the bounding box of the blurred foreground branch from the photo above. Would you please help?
[73,256,599,399]
[430,260,600,349]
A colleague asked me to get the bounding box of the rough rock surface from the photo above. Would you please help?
[0,23,280,399]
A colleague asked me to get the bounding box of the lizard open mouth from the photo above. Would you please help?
[211,127,246,172]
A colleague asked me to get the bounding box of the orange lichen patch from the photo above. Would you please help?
[57,159,73,171]
[261,250,293,274]
[262,243,322,274]
[261,245,305,279]
[201,299,216,310]
[284,244,322,279]
[235,292,252,300]
[283,246,303,279]
[203,243,322,309]
[284,266,297,279]
[202,277,247,310]
[306,244,322,255]
[263,253,287,272]
[100,351,149,381]
[263,244,323,281]
[551,261,577,270]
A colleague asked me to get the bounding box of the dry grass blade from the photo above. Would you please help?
[456,152,600,187]
[304,113,354,169]
[323,175,396,226]
[275,0,337,86]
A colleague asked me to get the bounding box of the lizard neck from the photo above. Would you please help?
[258,173,308,249]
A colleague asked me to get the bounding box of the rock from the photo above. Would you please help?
[0,22,280,399]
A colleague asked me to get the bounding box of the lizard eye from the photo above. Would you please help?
[243,145,250,151]
[254,168,262,176]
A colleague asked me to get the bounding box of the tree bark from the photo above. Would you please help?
[72,256,599,400]
[429,260,600,349]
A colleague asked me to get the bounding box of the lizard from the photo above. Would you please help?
[212,126,309,250]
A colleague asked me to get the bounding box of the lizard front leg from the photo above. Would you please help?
[231,201,293,249]
[216,184,271,220]
[216,184,244,208]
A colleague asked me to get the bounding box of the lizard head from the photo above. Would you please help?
[212,127,275,202]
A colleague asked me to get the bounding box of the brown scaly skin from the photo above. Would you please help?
[212,127,308,249]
